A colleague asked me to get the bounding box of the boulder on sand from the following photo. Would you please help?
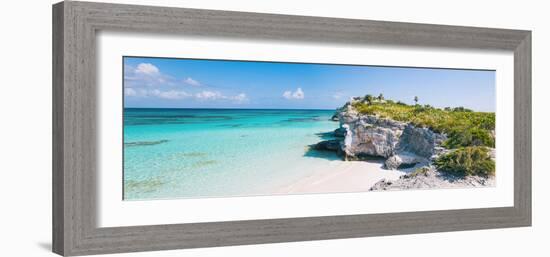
[384,152,423,170]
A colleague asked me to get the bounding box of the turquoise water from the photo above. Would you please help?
[123,108,339,200]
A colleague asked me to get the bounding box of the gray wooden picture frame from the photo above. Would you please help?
[52,1,531,256]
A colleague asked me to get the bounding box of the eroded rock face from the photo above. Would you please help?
[398,125,441,158]
[342,124,400,159]
[336,106,446,169]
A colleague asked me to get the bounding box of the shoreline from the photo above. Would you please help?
[276,159,405,194]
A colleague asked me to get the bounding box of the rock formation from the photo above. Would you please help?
[314,98,495,191]
[325,102,447,169]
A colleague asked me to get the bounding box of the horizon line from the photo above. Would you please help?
[124,107,337,111]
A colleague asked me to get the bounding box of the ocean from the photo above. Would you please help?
[123,108,340,200]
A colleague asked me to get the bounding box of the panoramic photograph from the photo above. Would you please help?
[123,56,496,201]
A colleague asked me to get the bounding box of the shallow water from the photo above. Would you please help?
[123,108,340,200]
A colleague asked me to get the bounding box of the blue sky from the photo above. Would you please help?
[124,57,495,112]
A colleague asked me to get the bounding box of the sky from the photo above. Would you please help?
[123,57,496,112]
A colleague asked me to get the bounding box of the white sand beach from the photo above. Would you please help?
[277,160,405,194]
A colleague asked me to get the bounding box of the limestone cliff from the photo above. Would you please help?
[329,101,446,169]
[312,98,495,190]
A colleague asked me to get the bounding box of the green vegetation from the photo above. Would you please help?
[351,97,496,177]
[434,146,495,177]
[352,98,495,148]
[364,94,374,103]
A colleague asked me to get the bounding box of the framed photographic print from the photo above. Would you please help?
[52,1,531,256]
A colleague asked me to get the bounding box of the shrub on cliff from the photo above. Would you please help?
[351,100,495,149]
[434,146,495,177]
[443,127,495,148]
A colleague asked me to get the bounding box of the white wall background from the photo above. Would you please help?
[0,0,547,256]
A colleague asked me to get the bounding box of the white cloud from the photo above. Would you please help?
[283,87,305,100]
[125,83,248,103]
[282,91,292,99]
[184,77,201,86]
[124,63,170,87]
[125,88,189,99]
[194,91,249,103]
[124,88,149,97]
[125,88,137,96]
[135,63,159,75]
[151,89,190,100]
[231,93,248,103]
[126,64,203,90]
[196,90,223,100]
[294,88,304,99]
